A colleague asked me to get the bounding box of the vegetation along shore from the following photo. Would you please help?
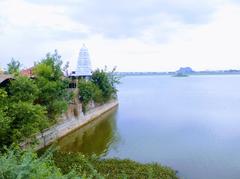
[0,51,177,178]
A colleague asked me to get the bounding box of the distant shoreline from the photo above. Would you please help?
[115,72,240,77]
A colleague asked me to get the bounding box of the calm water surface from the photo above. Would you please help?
[57,75,240,179]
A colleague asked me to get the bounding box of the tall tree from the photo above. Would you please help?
[7,58,21,75]
[33,50,71,120]
[0,78,49,148]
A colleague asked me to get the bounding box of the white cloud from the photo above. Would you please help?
[0,0,89,32]
[80,3,240,72]
[0,0,240,72]
[0,0,89,69]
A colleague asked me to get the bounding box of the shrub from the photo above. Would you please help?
[7,102,48,143]
[78,68,119,113]
[78,79,104,113]
[8,76,39,103]
[91,69,115,102]
[53,152,178,179]
[0,148,79,179]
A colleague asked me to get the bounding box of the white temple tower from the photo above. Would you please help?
[76,44,92,77]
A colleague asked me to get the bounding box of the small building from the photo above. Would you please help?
[0,74,14,88]
[20,67,34,77]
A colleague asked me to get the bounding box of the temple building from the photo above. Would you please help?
[71,44,92,78]
[69,44,92,88]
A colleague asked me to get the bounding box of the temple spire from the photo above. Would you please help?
[76,44,92,77]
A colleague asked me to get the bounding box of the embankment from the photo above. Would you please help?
[22,100,118,150]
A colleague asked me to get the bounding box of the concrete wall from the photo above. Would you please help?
[21,100,118,150]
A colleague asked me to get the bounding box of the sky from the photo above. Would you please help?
[0,0,240,72]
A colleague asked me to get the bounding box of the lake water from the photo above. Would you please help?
[57,75,240,179]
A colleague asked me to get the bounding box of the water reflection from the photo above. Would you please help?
[57,107,119,156]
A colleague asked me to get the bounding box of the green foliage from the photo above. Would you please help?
[7,102,48,142]
[0,89,8,109]
[78,80,95,105]
[0,51,72,150]
[0,147,177,179]
[0,147,79,179]
[33,63,52,78]
[8,76,39,103]
[0,110,11,147]
[7,58,21,75]
[78,80,103,113]
[53,152,177,179]
[78,68,119,113]
[0,78,50,149]
[92,70,116,102]
[33,50,71,120]
[0,89,11,147]
[54,152,103,178]
[94,159,177,179]
[92,85,104,104]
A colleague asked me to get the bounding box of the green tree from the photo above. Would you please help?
[91,69,119,102]
[78,80,102,113]
[0,82,49,148]
[78,80,94,106]
[62,61,70,76]
[7,102,48,143]
[0,111,10,147]
[78,68,119,113]
[7,58,21,75]
[0,89,8,109]
[33,50,71,120]
[108,67,120,93]
[8,76,39,103]
[0,89,11,148]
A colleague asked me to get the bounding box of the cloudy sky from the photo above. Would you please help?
[0,0,240,72]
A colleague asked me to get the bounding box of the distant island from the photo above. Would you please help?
[116,67,240,76]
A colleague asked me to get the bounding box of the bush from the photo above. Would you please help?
[91,69,117,102]
[78,68,119,113]
[53,152,178,179]
[78,80,103,113]
[0,148,79,179]
[8,76,39,103]
[7,102,48,143]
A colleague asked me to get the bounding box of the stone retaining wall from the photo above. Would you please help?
[22,100,118,150]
